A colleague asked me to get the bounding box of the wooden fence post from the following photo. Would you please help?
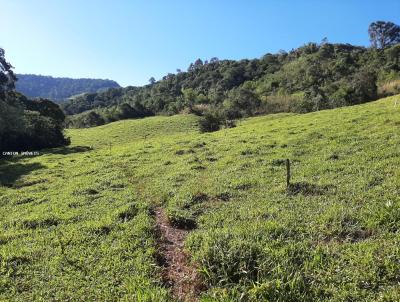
[286,159,291,188]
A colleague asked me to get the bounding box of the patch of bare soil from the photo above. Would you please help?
[154,207,204,302]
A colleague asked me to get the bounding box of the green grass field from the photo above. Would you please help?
[1,96,400,301]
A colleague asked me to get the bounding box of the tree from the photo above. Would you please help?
[0,49,69,151]
[182,88,197,109]
[82,111,104,127]
[0,95,25,148]
[187,63,195,72]
[117,103,137,119]
[149,77,156,85]
[24,98,65,126]
[368,21,400,49]
[194,58,203,69]
[350,69,377,103]
[0,48,17,93]
[23,111,69,149]
[225,87,261,116]
[210,57,219,63]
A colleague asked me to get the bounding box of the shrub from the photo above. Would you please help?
[261,93,304,114]
[224,87,261,117]
[289,97,315,113]
[378,79,400,97]
[198,111,224,133]
[67,111,105,128]
[189,103,210,116]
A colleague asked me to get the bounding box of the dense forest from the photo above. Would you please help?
[16,74,120,102]
[64,41,400,129]
[61,22,400,129]
[0,50,70,152]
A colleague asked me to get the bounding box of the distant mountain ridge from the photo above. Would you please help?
[15,74,120,102]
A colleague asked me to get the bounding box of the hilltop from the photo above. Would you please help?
[1,95,399,301]
[15,74,120,102]
[63,43,400,128]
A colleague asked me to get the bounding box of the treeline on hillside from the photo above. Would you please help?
[64,43,400,128]
[16,74,120,102]
[0,49,70,152]
[61,21,400,129]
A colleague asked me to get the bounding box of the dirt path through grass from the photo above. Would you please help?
[155,207,203,302]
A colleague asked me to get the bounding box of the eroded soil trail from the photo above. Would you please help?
[154,207,203,302]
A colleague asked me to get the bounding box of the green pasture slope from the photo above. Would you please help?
[1,95,400,301]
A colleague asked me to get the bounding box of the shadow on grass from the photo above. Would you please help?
[43,145,92,155]
[0,161,45,187]
[287,182,336,196]
[0,145,92,187]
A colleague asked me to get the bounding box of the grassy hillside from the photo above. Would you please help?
[1,96,400,301]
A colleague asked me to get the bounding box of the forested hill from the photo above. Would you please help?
[63,42,400,128]
[15,74,120,102]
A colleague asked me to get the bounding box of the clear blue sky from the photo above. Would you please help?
[2,0,400,87]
